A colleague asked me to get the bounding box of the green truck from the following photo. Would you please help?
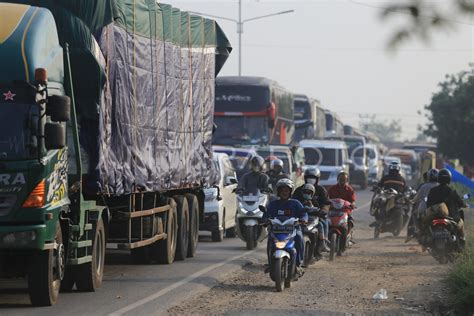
[0,1,231,306]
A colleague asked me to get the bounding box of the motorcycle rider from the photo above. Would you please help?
[265,178,308,276]
[406,168,438,242]
[378,161,406,193]
[423,168,467,245]
[299,183,328,265]
[267,158,290,192]
[328,171,356,233]
[293,168,331,255]
[237,155,270,194]
[371,161,407,226]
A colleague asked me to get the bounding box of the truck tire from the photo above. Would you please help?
[28,223,64,306]
[226,227,236,238]
[185,194,199,258]
[75,219,106,291]
[211,229,224,242]
[174,195,189,261]
[155,199,178,264]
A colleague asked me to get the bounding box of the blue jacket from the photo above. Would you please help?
[265,198,308,222]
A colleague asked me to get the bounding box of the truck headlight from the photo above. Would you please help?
[3,231,37,245]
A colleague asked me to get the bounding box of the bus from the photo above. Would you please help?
[293,94,326,141]
[213,76,294,146]
[324,110,344,137]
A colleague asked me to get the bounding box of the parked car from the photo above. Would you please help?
[201,153,238,241]
[365,144,383,184]
[299,140,350,188]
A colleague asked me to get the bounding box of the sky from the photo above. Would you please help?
[165,0,474,139]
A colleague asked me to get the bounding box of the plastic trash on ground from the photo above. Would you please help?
[372,289,388,300]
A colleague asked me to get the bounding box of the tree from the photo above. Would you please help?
[424,70,474,165]
[359,115,402,142]
[382,0,474,47]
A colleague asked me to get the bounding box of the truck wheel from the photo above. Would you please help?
[226,227,236,238]
[174,195,189,261]
[185,194,199,257]
[75,219,106,291]
[155,199,178,264]
[28,223,64,306]
[60,267,75,292]
[211,229,224,242]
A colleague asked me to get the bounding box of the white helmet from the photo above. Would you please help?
[276,178,295,192]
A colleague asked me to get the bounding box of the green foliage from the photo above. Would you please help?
[424,71,474,165]
[359,115,402,142]
[383,0,474,47]
[447,221,474,314]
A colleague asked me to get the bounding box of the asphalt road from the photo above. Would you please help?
[0,190,373,316]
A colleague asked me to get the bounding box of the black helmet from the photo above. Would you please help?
[427,168,439,182]
[249,155,264,172]
[437,168,452,185]
[270,159,284,173]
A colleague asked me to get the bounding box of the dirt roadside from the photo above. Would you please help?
[168,192,453,315]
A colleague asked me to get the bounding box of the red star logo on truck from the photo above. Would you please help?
[3,91,15,101]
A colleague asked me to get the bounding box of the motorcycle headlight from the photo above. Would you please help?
[275,240,288,249]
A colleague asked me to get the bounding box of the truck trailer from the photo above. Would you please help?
[0,0,231,306]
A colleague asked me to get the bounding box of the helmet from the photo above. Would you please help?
[249,155,264,172]
[427,168,439,182]
[304,167,321,178]
[276,178,295,192]
[437,168,452,185]
[302,183,316,195]
[337,171,349,181]
[270,159,284,173]
[388,161,401,173]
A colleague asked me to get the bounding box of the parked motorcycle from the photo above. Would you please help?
[267,217,301,292]
[302,207,320,266]
[328,199,353,261]
[235,189,269,250]
[371,187,412,238]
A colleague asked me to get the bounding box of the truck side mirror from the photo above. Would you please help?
[47,95,71,122]
[45,123,66,150]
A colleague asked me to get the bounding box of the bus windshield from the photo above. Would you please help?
[213,116,269,146]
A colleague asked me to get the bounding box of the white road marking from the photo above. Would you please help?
[109,250,256,316]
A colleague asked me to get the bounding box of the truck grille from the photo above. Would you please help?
[0,195,16,216]
[320,172,330,180]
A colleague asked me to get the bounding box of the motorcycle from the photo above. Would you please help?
[371,187,411,238]
[423,194,471,264]
[235,189,269,250]
[267,217,301,292]
[328,199,353,261]
[302,207,320,266]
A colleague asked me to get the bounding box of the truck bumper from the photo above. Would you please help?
[0,224,49,250]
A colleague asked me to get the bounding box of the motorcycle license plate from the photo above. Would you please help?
[273,225,293,233]
[433,230,449,238]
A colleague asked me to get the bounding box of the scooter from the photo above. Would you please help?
[328,199,353,261]
[302,207,320,266]
[267,217,300,292]
[235,190,269,250]
[371,188,410,238]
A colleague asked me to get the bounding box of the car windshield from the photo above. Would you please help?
[344,139,364,157]
[303,147,342,166]
[213,116,268,146]
[0,102,38,160]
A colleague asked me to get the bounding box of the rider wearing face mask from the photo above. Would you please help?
[293,168,331,255]
[237,155,270,194]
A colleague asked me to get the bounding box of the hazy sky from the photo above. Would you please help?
[166,0,473,139]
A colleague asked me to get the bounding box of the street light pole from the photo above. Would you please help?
[189,4,294,76]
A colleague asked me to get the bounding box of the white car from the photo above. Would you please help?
[201,153,238,242]
[299,139,350,188]
[365,144,383,184]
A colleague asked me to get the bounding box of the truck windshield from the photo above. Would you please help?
[303,147,342,166]
[0,103,38,160]
[213,116,268,146]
